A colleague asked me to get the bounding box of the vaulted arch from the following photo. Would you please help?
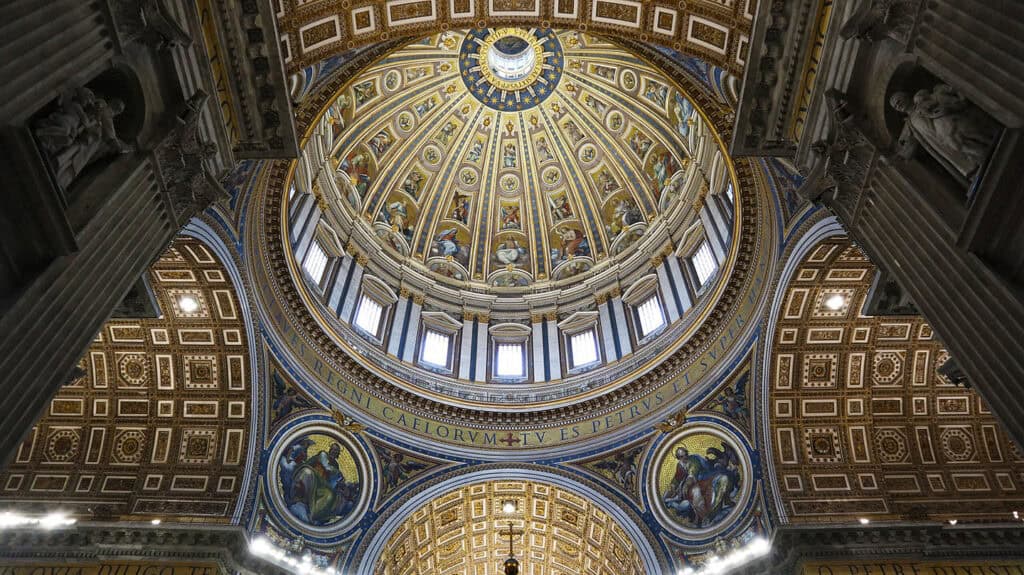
[0,237,254,523]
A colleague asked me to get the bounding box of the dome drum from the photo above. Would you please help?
[257,28,763,453]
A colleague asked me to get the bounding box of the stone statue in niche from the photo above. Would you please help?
[890,84,1000,185]
[33,87,130,189]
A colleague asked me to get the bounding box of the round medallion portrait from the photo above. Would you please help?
[269,424,372,535]
[648,424,752,539]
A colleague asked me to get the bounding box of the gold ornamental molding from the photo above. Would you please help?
[277,0,756,77]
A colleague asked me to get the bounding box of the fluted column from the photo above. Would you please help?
[0,1,114,123]
[530,313,562,382]
[855,159,1024,448]
[0,157,173,466]
[597,292,619,362]
[290,194,322,264]
[336,252,366,322]
[654,252,692,322]
[325,254,355,313]
[399,294,424,363]
[457,313,488,382]
[913,0,1024,126]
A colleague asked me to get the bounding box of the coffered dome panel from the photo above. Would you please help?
[324,30,698,291]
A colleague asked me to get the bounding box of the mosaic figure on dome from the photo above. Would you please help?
[629,129,653,159]
[644,81,669,107]
[580,146,596,163]
[608,197,643,240]
[433,228,470,267]
[564,119,585,143]
[673,93,694,140]
[660,435,742,530]
[592,64,616,82]
[467,139,484,162]
[549,192,574,221]
[368,129,393,157]
[353,80,377,107]
[400,171,424,200]
[377,199,415,243]
[415,97,437,117]
[324,94,350,144]
[338,149,372,207]
[648,150,681,198]
[438,121,458,146]
[890,84,999,184]
[594,168,621,199]
[585,95,608,116]
[536,136,554,161]
[500,202,522,230]
[450,193,471,224]
[503,143,518,168]
[405,66,428,82]
[552,226,590,261]
[494,237,528,267]
[277,434,361,527]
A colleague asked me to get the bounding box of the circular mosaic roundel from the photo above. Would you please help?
[269,424,372,535]
[649,424,752,539]
[459,28,563,111]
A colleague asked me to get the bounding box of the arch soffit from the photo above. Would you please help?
[354,465,668,574]
[754,214,846,522]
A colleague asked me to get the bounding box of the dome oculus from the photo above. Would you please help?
[460,28,562,111]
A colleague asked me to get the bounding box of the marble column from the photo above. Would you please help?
[597,293,620,362]
[324,254,354,314]
[455,313,489,382]
[399,294,424,363]
[336,253,366,323]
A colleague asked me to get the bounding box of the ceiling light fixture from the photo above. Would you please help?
[948,519,958,525]
[501,500,517,514]
[679,537,772,575]
[150,519,161,525]
[824,294,847,311]
[859,518,870,525]
[248,536,338,575]
[0,511,76,530]
[178,295,199,313]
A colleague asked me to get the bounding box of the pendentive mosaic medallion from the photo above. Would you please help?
[269,424,371,535]
[649,424,753,539]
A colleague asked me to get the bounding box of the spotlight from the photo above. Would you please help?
[948,520,958,525]
[859,518,870,525]
[501,500,517,514]
[824,294,846,311]
[178,295,199,313]
[150,519,161,525]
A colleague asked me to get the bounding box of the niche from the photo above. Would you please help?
[30,65,146,205]
[883,65,1003,228]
